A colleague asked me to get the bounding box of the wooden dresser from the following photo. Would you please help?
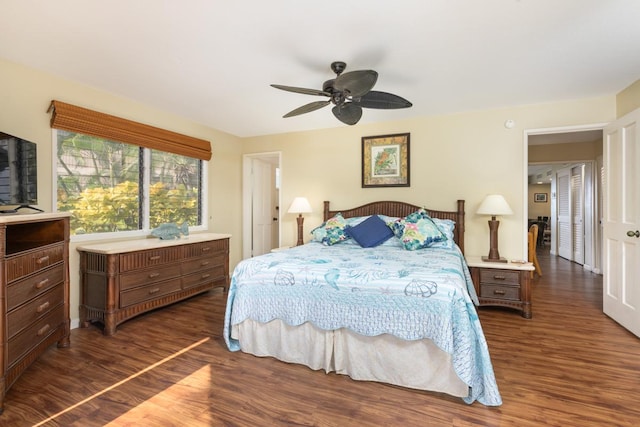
[0,213,71,413]
[77,233,231,336]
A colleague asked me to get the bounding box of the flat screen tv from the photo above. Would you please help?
[0,132,40,213]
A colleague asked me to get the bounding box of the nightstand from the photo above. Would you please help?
[466,256,534,319]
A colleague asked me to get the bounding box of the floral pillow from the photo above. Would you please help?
[390,209,448,250]
[389,208,427,237]
[310,213,350,245]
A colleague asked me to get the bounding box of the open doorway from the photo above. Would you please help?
[526,126,604,274]
[242,152,282,259]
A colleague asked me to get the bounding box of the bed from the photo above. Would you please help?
[223,200,501,406]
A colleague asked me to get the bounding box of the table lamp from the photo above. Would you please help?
[477,194,513,262]
[288,197,312,246]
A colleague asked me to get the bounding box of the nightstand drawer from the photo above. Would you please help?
[479,269,520,285]
[480,283,520,300]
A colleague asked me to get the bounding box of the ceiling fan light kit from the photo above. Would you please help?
[271,61,412,125]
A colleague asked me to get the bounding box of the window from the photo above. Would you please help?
[55,129,205,237]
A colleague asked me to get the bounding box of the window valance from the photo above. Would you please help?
[48,100,211,161]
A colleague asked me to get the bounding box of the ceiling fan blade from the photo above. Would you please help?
[332,103,363,125]
[334,70,378,97]
[271,84,330,97]
[283,100,331,118]
[354,91,413,109]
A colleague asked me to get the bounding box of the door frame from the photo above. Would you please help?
[242,151,282,259]
[524,123,607,271]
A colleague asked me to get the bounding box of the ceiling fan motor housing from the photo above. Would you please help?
[330,61,346,75]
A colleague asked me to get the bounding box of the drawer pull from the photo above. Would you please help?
[37,324,51,336]
[148,272,160,278]
[148,287,160,294]
[201,273,211,279]
[493,275,506,280]
[201,247,211,252]
[35,278,50,289]
[200,261,210,267]
[37,301,51,313]
[149,255,161,261]
[493,290,506,295]
[36,255,50,265]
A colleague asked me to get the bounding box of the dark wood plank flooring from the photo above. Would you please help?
[2,249,639,426]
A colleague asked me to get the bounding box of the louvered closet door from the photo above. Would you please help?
[571,165,585,265]
[557,168,572,260]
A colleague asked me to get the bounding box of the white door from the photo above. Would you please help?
[251,158,275,257]
[603,108,640,338]
[571,165,585,265]
[557,167,572,260]
[242,152,281,259]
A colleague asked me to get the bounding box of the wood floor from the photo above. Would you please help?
[2,249,639,426]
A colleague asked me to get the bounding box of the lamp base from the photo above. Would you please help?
[295,214,304,246]
[482,255,508,263]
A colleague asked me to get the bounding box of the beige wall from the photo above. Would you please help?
[0,58,244,324]
[528,184,551,219]
[244,97,616,261]
[617,79,640,118]
[529,139,602,163]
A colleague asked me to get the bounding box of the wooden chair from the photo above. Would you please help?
[536,220,546,247]
[528,224,542,278]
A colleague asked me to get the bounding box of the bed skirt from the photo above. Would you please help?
[231,319,468,398]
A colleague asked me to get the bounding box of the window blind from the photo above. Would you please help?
[48,100,211,161]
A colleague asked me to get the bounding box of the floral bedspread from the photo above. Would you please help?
[223,241,502,406]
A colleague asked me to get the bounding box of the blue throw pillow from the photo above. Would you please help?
[345,215,394,248]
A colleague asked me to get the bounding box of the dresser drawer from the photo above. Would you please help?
[480,283,521,300]
[7,264,65,311]
[8,304,65,367]
[8,284,65,339]
[182,268,225,290]
[120,277,182,307]
[119,264,182,291]
[182,253,226,274]
[184,240,228,258]
[119,246,184,273]
[5,243,65,283]
[479,269,520,286]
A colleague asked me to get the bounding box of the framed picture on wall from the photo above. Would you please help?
[534,193,548,203]
[362,133,410,187]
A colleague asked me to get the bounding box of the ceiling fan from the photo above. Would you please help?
[271,61,412,125]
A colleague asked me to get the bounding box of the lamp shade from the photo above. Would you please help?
[288,197,312,214]
[476,194,513,216]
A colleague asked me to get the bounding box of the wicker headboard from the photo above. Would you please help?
[323,200,465,254]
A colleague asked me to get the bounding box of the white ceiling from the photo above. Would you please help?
[2,1,639,138]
